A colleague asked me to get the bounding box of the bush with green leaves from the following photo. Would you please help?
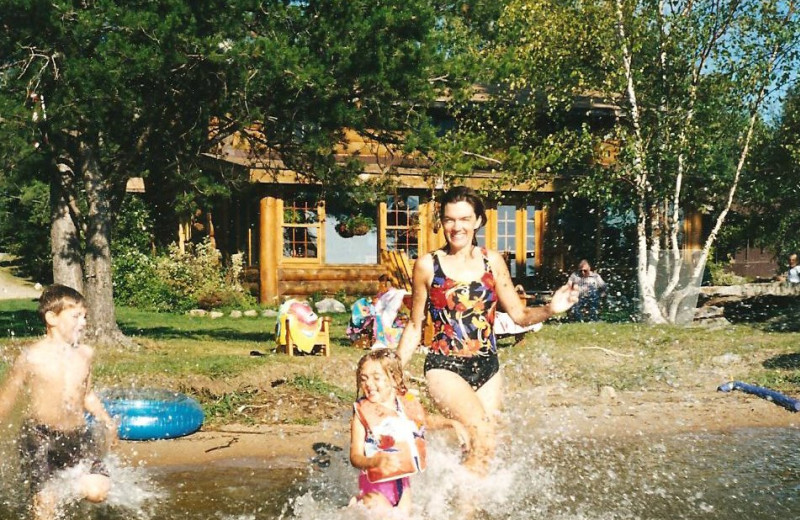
[114,239,255,312]
[155,238,255,311]
[113,248,191,312]
[112,197,186,311]
[112,199,254,311]
[707,258,751,286]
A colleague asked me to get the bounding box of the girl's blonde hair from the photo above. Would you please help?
[355,348,407,399]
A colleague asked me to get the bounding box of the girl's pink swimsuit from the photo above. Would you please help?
[358,473,410,506]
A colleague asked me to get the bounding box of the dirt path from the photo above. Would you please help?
[0,253,41,300]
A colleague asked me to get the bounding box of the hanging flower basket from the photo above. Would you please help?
[335,222,355,238]
[335,215,375,237]
[350,221,371,236]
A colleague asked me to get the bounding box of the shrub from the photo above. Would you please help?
[112,248,191,312]
[112,197,191,311]
[155,238,255,310]
[114,235,255,312]
[707,259,751,285]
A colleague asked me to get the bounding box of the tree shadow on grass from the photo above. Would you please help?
[2,306,350,346]
[0,311,278,344]
[117,322,276,343]
[722,295,800,333]
[763,353,800,370]
[0,308,44,338]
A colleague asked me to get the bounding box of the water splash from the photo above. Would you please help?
[286,418,587,520]
[5,390,799,518]
[0,436,163,519]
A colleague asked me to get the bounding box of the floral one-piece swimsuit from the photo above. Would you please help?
[424,248,499,389]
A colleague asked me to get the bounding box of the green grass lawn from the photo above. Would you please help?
[2,298,800,426]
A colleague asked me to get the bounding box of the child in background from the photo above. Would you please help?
[349,348,467,515]
[0,284,118,520]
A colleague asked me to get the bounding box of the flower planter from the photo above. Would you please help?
[335,222,355,238]
[350,223,370,236]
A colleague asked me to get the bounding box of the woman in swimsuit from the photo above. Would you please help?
[396,186,578,476]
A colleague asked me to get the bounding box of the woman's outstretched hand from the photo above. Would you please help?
[547,284,579,315]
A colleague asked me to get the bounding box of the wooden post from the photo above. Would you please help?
[485,208,498,249]
[422,200,445,253]
[317,201,326,265]
[417,201,427,256]
[515,207,526,278]
[177,219,192,255]
[684,210,703,251]
[260,196,279,304]
[378,201,387,258]
[247,228,253,267]
[206,210,216,249]
[534,208,545,268]
[178,221,186,255]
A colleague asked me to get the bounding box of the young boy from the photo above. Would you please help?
[0,284,117,520]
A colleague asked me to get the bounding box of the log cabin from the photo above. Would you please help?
[199,128,569,305]
[193,92,647,304]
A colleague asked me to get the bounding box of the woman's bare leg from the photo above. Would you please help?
[32,489,58,520]
[425,369,503,476]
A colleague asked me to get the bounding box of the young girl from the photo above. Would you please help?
[349,348,466,515]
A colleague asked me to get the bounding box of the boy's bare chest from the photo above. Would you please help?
[29,349,90,393]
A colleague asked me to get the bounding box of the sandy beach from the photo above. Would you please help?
[115,382,800,469]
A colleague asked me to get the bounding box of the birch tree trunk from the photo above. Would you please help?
[615,0,666,323]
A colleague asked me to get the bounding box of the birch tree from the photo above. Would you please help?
[729,84,800,269]
[611,0,800,323]
[450,0,800,323]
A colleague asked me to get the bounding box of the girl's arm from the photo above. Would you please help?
[349,414,371,470]
[349,415,400,473]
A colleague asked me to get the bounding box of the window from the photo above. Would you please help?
[525,205,536,277]
[386,195,419,259]
[497,205,516,276]
[476,226,486,248]
[282,199,321,260]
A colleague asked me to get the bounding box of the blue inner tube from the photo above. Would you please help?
[717,381,800,413]
[99,388,205,441]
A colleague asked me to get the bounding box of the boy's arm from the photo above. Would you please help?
[84,383,118,445]
[0,356,27,421]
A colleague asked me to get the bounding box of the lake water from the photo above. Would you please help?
[3,425,798,519]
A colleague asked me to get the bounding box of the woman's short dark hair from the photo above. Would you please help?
[438,186,487,229]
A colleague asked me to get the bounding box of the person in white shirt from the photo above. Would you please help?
[786,254,800,285]
[567,259,607,322]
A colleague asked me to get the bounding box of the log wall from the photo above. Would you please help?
[277,264,389,298]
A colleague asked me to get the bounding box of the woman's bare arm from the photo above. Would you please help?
[396,254,434,367]
[489,250,578,327]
